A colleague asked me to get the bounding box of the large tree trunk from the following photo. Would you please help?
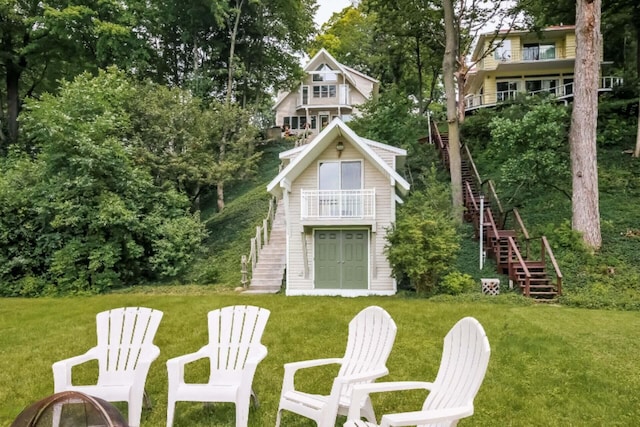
[570,0,602,249]
[457,68,466,123]
[226,0,244,106]
[443,0,463,223]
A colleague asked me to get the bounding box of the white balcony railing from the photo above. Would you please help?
[301,189,376,220]
[464,76,624,110]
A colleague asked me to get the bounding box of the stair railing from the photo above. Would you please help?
[464,181,479,223]
[541,236,563,295]
[505,208,531,258]
[483,208,502,255]
[507,236,531,296]
[241,195,279,288]
[463,144,483,190]
[462,144,505,217]
[430,121,449,166]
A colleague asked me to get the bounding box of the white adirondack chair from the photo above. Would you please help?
[166,305,270,427]
[276,306,397,427]
[343,317,491,427]
[52,306,164,427]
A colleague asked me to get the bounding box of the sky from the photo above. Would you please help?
[314,0,352,26]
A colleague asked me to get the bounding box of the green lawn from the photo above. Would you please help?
[2,292,639,426]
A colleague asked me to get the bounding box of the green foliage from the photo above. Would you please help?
[348,87,431,178]
[597,116,638,147]
[438,271,475,295]
[0,70,207,296]
[385,168,459,293]
[460,108,495,150]
[486,100,571,201]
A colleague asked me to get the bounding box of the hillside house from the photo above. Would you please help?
[266,119,409,296]
[273,49,379,141]
[464,25,622,112]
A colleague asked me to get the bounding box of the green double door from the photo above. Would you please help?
[315,230,368,290]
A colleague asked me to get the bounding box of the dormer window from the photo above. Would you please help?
[313,64,337,82]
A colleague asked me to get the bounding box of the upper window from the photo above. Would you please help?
[319,161,362,190]
[313,64,338,82]
[313,85,337,98]
[523,43,556,61]
[493,40,512,61]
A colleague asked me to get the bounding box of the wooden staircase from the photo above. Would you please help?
[243,199,286,294]
[432,125,562,300]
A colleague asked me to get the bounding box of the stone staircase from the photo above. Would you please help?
[243,201,286,294]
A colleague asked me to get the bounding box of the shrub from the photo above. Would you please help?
[0,69,207,296]
[438,271,475,295]
[385,168,459,294]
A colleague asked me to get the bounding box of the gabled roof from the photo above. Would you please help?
[272,49,378,111]
[267,119,410,196]
[305,48,358,87]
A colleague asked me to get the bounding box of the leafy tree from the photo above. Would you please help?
[348,87,430,180]
[385,167,459,294]
[0,0,152,147]
[364,0,444,113]
[208,102,262,212]
[487,99,571,202]
[0,69,206,295]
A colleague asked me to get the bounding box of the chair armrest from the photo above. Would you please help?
[245,344,268,366]
[281,358,343,394]
[347,381,434,420]
[52,347,100,391]
[166,346,211,386]
[380,406,474,427]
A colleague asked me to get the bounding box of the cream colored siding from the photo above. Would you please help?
[285,138,397,292]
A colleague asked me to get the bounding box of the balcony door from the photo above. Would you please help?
[319,161,362,217]
[315,229,368,289]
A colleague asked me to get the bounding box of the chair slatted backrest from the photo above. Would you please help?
[338,306,397,399]
[208,305,270,373]
[96,307,163,380]
[421,317,491,427]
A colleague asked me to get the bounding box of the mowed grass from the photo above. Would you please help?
[2,292,640,426]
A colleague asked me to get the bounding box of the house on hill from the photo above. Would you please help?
[464,25,622,112]
[266,119,409,296]
[273,48,379,141]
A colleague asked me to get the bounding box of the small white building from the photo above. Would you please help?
[267,119,409,296]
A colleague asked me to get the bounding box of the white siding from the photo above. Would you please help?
[285,137,397,293]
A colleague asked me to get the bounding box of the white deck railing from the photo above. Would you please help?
[301,189,376,220]
[464,76,624,110]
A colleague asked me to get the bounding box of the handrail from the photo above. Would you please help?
[507,236,531,296]
[464,181,479,212]
[484,208,501,251]
[541,236,563,296]
[430,121,449,166]
[241,195,278,288]
[511,208,530,258]
[486,180,504,215]
[463,145,482,189]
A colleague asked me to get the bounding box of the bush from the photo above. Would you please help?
[0,69,207,296]
[385,167,459,294]
[438,271,475,295]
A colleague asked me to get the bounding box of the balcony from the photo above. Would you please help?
[301,189,376,221]
[464,76,624,112]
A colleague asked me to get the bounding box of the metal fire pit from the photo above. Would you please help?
[11,391,128,427]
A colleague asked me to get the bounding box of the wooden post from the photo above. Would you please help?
[241,255,248,288]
